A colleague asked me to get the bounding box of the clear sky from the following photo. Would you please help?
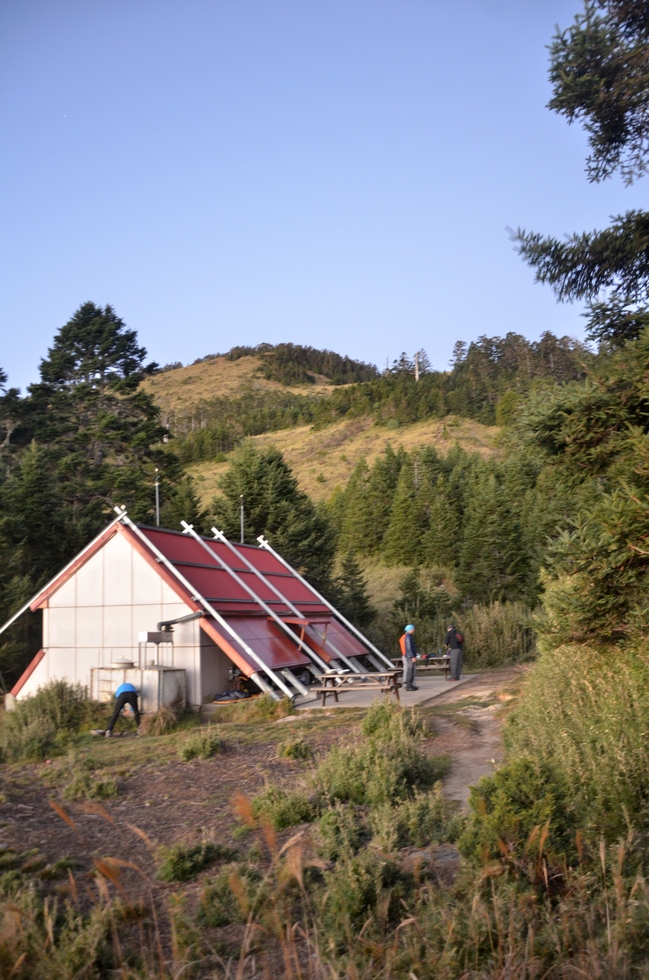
[2,0,647,392]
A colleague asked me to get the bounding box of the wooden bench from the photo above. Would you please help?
[391,656,450,679]
[311,670,401,707]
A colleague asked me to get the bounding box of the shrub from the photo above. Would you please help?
[316,848,413,951]
[459,757,576,866]
[139,704,180,736]
[315,717,448,809]
[277,737,312,760]
[63,772,119,801]
[178,728,225,760]
[0,681,92,761]
[370,785,465,852]
[213,693,295,724]
[198,864,263,927]
[157,841,238,882]
[361,699,428,740]
[458,600,537,668]
[250,785,317,829]
[503,643,649,841]
[316,803,365,861]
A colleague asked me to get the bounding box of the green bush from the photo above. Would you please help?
[316,848,414,952]
[63,772,119,801]
[157,841,238,882]
[277,737,313,760]
[459,600,537,668]
[213,693,295,724]
[0,681,96,762]
[178,728,224,761]
[198,863,263,927]
[315,710,447,808]
[316,803,366,861]
[370,785,465,853]
[250,785,317,829]
[459,757,576,865]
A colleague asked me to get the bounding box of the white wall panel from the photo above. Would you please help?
[76,649,103,691]
[104,535,132,605]
[48,609,75,647]
[48,648,76,684]
[103,606,133,648]
[76,549,103,606]
[49,576,76,608]
[133,551,163,604]
[76,607,102,648]
[161,580,183,605]
[132,604,163,636]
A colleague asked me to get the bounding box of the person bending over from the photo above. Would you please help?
[105,682,140,737]
[400,624,419,691]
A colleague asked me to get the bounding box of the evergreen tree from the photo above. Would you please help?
[421,476,459,568]
[515,1,649,345]
[330,551,377,629]
[457,469,526,603]
[337,459,374,554]
[382,462,422,566]
[209,443,337,592]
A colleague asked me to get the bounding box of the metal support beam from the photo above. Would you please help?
[257,535,395,670]
[280,669,309,697]
[114,508,293,700]
[210,527,334,673]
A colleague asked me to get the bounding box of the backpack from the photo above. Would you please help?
[454,631,464,645]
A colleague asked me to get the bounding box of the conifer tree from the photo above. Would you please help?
[330,551,377,628]
[382,462,422,566]
[337,459,373,554]
[209,442,337,592]
[422,476,459,568]
[457,470,525,602]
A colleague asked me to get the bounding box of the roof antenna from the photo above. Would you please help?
[239,494,244,544]
[155,468,160,527]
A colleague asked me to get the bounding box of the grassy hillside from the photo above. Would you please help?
[142,353,334,424]
[188,413,499,505]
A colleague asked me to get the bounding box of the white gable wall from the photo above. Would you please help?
[21,532,204,706]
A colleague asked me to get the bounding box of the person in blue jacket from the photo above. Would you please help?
[105,682,140,737]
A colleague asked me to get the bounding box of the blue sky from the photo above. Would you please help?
[1,0,646,391]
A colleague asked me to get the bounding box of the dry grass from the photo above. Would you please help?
[142,354,333,420]
[189,414,500,505]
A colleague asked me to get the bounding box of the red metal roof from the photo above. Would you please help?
[27,522,373,680]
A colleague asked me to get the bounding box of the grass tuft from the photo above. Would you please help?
[178,728,225,760]
[157,841,239,882]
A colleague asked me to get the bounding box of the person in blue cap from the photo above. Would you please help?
[105,682,140,737]
[399,624,419,692]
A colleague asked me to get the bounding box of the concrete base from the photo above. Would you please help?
[294,673,476,710]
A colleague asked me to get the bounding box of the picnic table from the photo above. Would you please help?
[391,655,450,679]
[311,670,401,707]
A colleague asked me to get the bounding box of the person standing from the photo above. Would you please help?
[400,624,419,692]
[105,682,140,737]
[444,624,463,681]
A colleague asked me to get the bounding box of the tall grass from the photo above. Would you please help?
[459,600,537,668]
[504,643,649,840]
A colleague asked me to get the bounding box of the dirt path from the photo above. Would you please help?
[423,666,526,807]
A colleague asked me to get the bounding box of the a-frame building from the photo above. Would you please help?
[3,509,392,707]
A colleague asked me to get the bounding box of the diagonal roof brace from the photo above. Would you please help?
[257,534,395,670]
[209,526,338,673]
[211,526,359,672]
[181,521,332,676]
